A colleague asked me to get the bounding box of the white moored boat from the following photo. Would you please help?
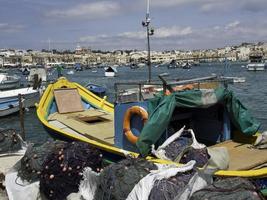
[104,66,117,77]
[28,68,47,82]
[247,53,265,71]
[0,87,41,108]
[0,99,20,117]
[0,74,20,90]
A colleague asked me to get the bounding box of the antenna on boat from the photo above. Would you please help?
[142,0,154,83]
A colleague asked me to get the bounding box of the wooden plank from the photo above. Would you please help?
[212,140,267,170]
[48,110,114,145]
[54,88,84,114]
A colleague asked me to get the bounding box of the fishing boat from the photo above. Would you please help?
[36,77,267,180]
[0,98,20,117]
[247,52,265,71]
[0,74,20,90]
[181,62,192,69]
[74,63,83,71]
[104,66,117,77]
[66,70,74,75]
[27,68,47,82]
[85,83,106,97]
[221,76,246,83]
[0,87,41,108]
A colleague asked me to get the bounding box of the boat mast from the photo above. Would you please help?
[142,0,154,83]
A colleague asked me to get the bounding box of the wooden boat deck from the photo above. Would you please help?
[212,140,267,170]
[48,109,114,145]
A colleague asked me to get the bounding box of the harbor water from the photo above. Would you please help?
[0,63,267,145]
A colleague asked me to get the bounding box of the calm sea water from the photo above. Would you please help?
[1,63,267,145]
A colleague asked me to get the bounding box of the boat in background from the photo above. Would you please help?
[247,52,265,71]
[0,98,20,117]
[221,76,246,83]
[0,74,20,90]
[66,70,74,75]
[74,63,83,71]
[0,87,41,108]
[86,83,106,97]
[28,68,47,82]
[104,66,117,77]
[181,62,192,69]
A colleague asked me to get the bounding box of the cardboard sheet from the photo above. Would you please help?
[54,88,84,114]
[212,140,267,170]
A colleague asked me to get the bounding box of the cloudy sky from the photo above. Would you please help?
[0,0,266,50]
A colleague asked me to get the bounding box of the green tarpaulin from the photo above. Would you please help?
[136,87,261,156]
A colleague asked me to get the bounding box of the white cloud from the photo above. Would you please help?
[118,31,146,40]
[150,0,267,13]
[155,26,192,38]
[81,26,193,43]
[225,20,240,29]
[152,0,196,7]
[79,20,267,50]
[47,1,121,19]
[0,23,25,32]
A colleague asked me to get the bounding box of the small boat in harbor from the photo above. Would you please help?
[27,68,47,82]
[0,98,20,117]
[181,62,192,69]
[221,76,246,83]
[0,74,20,90]
[247,52,265,71]
[104,66,117,77]
[0,87,41,108]
[66,70,74,75]
[36,77,267,179]
[74,63,83,71]
[85,83,106,97]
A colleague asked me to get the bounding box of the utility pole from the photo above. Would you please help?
[48,38,51,52]
[142,0,154,83]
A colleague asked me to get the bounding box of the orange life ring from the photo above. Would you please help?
[123,106,148,144]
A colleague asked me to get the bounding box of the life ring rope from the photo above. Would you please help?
[123,106,148,144]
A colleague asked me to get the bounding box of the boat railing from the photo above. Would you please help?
[114,81,162,103]
[114,74,228,103]
[158,73,228,94]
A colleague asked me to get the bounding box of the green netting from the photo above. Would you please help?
[136,87,261,156]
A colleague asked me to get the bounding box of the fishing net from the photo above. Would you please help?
[17,140,66,183]
[0,129,24,154]
[180,147,210,168]
[190,177,263,200]
[154,128,209,167]
[94,157,157,200]
[39,141,103,200]
[148,169,196,200]
[164,134,193,161]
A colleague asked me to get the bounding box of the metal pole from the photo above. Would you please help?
[147,25,151,83]
[143,0,152,83]
[18,94,25,140]
[146,0,151,83]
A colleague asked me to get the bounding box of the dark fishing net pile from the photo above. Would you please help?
[17,140,66,183]
[149,169,196,200]
[94,157,157,200]
[162,131,209,167]
[164,135,193,161]
[253,178,267,191]
[40,141,103,200]
[0,129,24,154]
[180,147,210,168]
[190,177,263,200]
